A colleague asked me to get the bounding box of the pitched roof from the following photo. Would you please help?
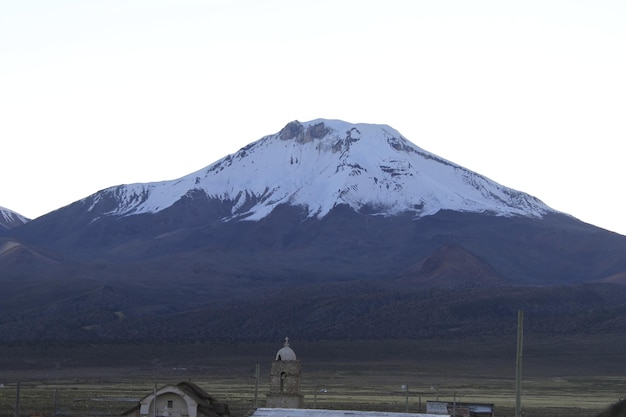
[121,381,230,417]
[251,408,448,417]
[177,381,216,403]
[176,381,230,417]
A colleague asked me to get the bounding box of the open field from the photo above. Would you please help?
[0,337,625,417]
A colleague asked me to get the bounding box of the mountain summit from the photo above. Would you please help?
[0,206,29,232]
[83,119,555,222]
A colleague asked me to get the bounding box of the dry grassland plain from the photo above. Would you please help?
[0,337,624,417]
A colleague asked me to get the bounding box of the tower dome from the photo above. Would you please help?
[275,337,297,361]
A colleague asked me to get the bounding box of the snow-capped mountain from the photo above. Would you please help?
[5,119,626,346]
[85,119,556,222]
[0,206,29,231]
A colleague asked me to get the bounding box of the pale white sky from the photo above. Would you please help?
[2,1,625,235]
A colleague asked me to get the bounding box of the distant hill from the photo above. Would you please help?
[0,205,29,232]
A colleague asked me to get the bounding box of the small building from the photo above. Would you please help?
[121,381,230,417]
[266,337,304,408]
[426,401,494,417]
[251,407,447,417]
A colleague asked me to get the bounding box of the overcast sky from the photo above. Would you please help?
[2,1,625,235]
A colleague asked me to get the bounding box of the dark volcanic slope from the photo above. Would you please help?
[3,204,626,345]
[3,278,626,344]
[10,201,626,287]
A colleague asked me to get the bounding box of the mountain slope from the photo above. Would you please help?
[396,243,512,289]
[0,206,29,232]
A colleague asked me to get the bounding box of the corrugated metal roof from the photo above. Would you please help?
[252,408,448,417]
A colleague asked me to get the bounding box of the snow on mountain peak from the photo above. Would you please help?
[0,206,30,230]
[86,119,555,221]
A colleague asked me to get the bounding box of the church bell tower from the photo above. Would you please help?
[266,337,304,408]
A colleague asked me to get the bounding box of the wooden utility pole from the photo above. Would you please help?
[54,388,58,416]
[15,381,20,417]
[254,363,260,409]
[153,382,157,417]
[515,310,524,417]
[405,384,409,412]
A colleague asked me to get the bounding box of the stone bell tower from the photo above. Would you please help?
[266,337,304,408]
